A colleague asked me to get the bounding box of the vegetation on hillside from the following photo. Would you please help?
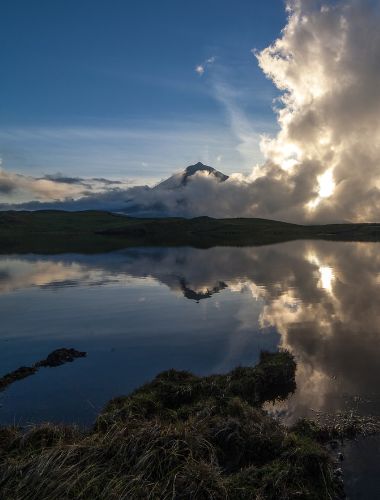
[2,210,380,254]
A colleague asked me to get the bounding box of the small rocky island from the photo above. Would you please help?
[0,348,87,391]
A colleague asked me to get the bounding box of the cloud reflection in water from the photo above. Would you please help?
[1,241,380,421]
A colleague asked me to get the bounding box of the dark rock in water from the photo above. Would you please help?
[36,348,86,368]
[0,366,38,390]
[0,348,87,391]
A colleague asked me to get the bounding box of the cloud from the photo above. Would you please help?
[0,167,131,205]
[40,174,91,186]
[0,175,16,194]
[151,0,380,223]
[188,0,380,222]
[92,178,123,186]
[40,173,123,187]
[195,56,216,76]
[252,0,380,222]
[39,173,91,188]
[212,82,264,168]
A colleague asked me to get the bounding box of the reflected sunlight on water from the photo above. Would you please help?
[1,241,380,496]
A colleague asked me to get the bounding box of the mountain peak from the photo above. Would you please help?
[185,162,212,172]
[155,162,229,190]
[183,162,229,183]
[187,161,207,169]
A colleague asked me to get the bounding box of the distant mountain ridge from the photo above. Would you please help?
[117,162,229,217]
[155,162,229,190]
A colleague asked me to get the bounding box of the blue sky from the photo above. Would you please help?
[0,0,286,183]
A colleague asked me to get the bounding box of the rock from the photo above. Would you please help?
[0,366,38,390]
[0,348,87,391]
[36,348,86,368]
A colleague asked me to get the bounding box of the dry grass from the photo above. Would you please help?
[0,351,344,499]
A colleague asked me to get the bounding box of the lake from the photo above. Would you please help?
[1,241,380,498]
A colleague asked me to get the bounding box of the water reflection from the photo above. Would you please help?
[1,241,380,423]
[2,242,380,497]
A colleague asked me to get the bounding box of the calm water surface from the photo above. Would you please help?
[1,241,380,498]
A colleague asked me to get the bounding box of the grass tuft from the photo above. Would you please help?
[0,351,346,499]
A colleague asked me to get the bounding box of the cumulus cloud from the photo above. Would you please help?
[148,0,380,222]
[253,0,380,222]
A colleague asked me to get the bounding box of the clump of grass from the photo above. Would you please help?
[293,411,380,442]
[0,351,344,499]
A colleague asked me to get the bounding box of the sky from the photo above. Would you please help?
[2,0,380,223]
[0,0,285,183]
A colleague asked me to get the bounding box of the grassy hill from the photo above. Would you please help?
[1,210,380,254]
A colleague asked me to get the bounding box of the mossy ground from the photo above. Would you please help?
[0,351,343,499]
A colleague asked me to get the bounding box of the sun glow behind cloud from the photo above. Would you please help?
[307,169,336,210]
[318,169,335,199]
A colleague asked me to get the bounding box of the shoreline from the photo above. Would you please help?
[2,210,380,254]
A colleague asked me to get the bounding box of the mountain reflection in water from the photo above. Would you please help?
[1,241,380,424]
[2,242,380,497]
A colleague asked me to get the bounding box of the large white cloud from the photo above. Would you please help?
[254,0,380,222]
[143,0,380,222]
